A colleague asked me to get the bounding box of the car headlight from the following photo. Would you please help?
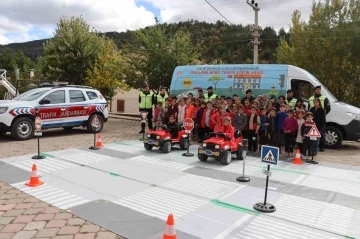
[156,136,160,139]
[215,145,220,149]
[0,107,8,114]
[147,134,151,138]
[346,112,360,121]
[202,143,207,147]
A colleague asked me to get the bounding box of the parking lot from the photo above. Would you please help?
[1,117,360,166]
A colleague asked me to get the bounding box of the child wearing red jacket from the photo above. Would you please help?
[211,105,228,133]
[282,109,298,156]
[201,101,216,139]
[222,117,236,145]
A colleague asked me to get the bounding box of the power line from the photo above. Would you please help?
[221,42,251,60]
[204,0,233,25]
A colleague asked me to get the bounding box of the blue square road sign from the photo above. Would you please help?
[261,145,279,165]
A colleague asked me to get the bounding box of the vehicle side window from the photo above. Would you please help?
[69,90,86,103]
[42,90,65,104]
[291,79,314,101]
[86,91,98,100]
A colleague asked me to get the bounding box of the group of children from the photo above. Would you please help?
[151,92,324,159]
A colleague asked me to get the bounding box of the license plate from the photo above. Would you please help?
[148,140,154,145]
[205,150,212,155]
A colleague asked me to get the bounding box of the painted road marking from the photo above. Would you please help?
[107,144,144,153]
[113,187,208,220]
[292,174,306,184]
[202,162,260,175]
[9,158,77,174]
[213,214,253,239]
[233,215,342,239]
[274,194,353,235]
[59,152,114,165]
[11,182,90,210]
[162,175,240,199]
[300,176,360,198]
[129,155,193,171]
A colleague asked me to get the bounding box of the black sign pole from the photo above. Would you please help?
[263,164,270,205]
[182,132,194,157]
[89,116,100,150]
[237,139,250,182]
[306,137,319,164]
[32,115,45,159]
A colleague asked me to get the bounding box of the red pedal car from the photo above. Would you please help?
[143,125,190,153]
[197,131,244,165]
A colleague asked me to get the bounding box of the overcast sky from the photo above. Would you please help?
[0,0,314,45]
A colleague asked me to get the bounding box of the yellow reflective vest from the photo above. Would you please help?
[139,92,154,109]
[156,94,168,107]
[286,98,297,110]
[204,93,217,102]
[309,95,326,109]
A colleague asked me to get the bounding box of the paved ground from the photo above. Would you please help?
[0,181,121,239]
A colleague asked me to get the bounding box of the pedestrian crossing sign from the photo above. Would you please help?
[306,125,321,138]
[261,145,279,165]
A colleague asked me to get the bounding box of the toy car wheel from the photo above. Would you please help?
[198,153,208,162]
[220,150,232,165]
[180,138,190,150]
[12,117,34,140]
[144,143,153,150]
[237,147,244,160]
[161,141,172,153]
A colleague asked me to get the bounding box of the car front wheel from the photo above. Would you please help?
[12,117,34,140]
[87,114,104,133]
[325,126,343,149]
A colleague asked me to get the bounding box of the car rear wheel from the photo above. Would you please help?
[87,114,104,133]
[12,117,34,140]
[198,153,208,162]
[325,126,343,149]
[161,141,172,153]
[220,150,232,165]
[180,138,190,150]
[144,143,153,150]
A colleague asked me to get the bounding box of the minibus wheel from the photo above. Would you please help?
[325,126,343,149]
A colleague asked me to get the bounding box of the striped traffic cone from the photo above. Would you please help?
[163,214,176,239]
[292,149,303,164]
[25,164,44,187]
[96,134,104,148]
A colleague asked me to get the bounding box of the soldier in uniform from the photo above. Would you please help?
[139,85,156,133]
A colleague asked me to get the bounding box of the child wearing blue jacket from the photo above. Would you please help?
[276,104,288,153]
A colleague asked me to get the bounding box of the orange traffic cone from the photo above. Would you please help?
[96,134,104,148]
[163,214,176,239]
[25,164,44,187]
[292,149,303,164]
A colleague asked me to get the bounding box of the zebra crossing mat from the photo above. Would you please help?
[1,139,360,238]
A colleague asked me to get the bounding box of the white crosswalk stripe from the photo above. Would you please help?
[129,155,193,171]
[300,176,360,198]
[11,182,90,210]
[312,167,360,183]
[273,194,353,235]
[162,175,240,199]
[113,187,208,220]
[9,158,78,174]
[202,161,259,175]
[233,215,342,239]
[59,152,114,165]
[106,144,144,154]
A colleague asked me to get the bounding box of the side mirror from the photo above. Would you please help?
[39,99,51,105]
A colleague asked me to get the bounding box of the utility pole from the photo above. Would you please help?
[247,0,261,64]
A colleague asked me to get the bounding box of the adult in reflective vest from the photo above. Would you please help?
[308,85,331,114]
[285,89,297,110]
[156,87,168,108]
[139,85,155,133]
[204,86,218,102]
[308,85,331,152]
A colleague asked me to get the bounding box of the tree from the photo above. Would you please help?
[276,0,360,105]
[39,16,106,84]
[123,24,200,91]
[86,40,129,99]
[208,74,224,91]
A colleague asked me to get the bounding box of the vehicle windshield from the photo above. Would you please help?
[303,71,338,101]
[14,89,50,101]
